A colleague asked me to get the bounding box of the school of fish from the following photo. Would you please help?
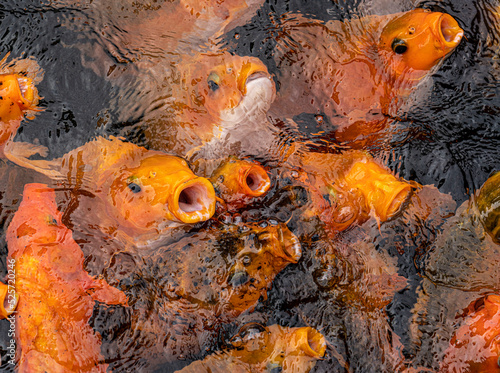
[3,0,500,372]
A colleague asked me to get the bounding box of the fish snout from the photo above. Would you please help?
[169,177,216,224]
[240,164,271,197]
[261,224,302,263]
[437,13,464,52]
[293,327,327,358]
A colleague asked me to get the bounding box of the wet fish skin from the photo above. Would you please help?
[4,136,216,247]
[209,157,271,211]
[142,51,276,159]
[440,294,500,373]
[271,8,464,146]
[6,183,128,373]
[99,220,301,370]
[283,149,413,235]
[176,323,326,373]
[0,57,43,158]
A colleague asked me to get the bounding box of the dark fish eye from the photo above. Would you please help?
[391,38,408,54]
[207,72,220,92]
[127,182,142,193]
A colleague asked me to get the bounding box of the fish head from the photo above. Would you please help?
[230,323,326,372]
[210,157,271,210]
[107,154,216,235]
[379,8,463,76]
[0,73,39,123]
[185,52,275,125]
[226,222,301,314]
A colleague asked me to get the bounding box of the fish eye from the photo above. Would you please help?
[207,72,220,92]
[391,38,408,54]
[127,182,142,193]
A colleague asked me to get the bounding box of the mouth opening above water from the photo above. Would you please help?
[243,167,270,196]
[439,14,463,45]
[178,185,206,213]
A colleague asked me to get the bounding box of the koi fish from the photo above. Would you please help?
[101,220,301,370]
[441,295,500,372]
[141,51,276,158]
[283,150,413,234]
[476,170,500,244]
[0,56,42,158]
[271,8,464,146]
[4,136,216,246]
[6,183,128,372]
[176,323,326,373]
[209,157,271,210]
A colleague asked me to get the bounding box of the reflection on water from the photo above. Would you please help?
[0,0,499,372]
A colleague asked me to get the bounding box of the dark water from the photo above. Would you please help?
[0,0,499,372]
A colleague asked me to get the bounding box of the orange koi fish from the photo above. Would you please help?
[284,150,413,234]
[272,8,464,146]
[141,51,276,158]
[0,57,42,158]
[441,295,500,372]
[4,137,216,246]
[209,157,271,210]
[177,323,326,373]
[476,170,500,244]
[103,220,301,370]
[6,183,128,372]
[161,221,301,318]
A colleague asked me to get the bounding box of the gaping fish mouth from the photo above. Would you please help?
[170,177,216,224]
[437,13,464,49]
[240,164,271,197]
[295,327,327,358]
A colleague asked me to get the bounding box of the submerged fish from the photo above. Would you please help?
[6,183,127,372]
[177,323,326,373]
[271,8,464,146]
[440,295,500,373]
[407,171,500,371]
[5,136,216,246]
[98,220,301,370]
[0,57,42,158]
[140,51,276,158]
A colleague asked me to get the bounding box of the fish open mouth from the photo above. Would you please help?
[437,13,464,49]
[171,177,216,224]
[241,165,271,197]
[296,327,327,358]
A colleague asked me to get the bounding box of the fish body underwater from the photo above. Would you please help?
[6,183,127,373]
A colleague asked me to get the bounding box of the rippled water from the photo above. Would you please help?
[0,0,499,372]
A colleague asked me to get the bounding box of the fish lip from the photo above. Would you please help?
[245,70,270,86]
[436,13,464,50]
[170,177,216,224]
[239,164,271,197]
